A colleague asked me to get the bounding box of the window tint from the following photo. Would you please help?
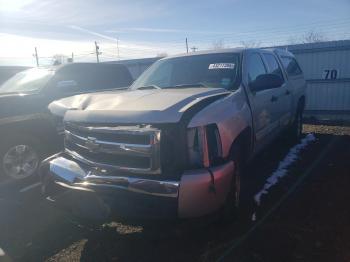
[0,68,53,94]
[280,56,302,76]
[55,65,133,93]
[247,53,266,84]
[262,53,284,80]
[93,65,133,89]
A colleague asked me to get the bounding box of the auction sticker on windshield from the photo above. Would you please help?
[208,63,235,69]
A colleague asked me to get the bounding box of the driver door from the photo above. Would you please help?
[244,52,281,151]
[261,52,292,129]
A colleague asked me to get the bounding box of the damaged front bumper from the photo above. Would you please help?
[40,153,234,220]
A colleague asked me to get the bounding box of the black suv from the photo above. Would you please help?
[0,63,133,180]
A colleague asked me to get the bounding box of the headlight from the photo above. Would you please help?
[187,124,222,168]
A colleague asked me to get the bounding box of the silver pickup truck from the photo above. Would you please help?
[41,48,306,220]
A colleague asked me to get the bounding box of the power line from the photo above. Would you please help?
[190,46,198,52]
[161,17,350,44]
[160,19,350,47]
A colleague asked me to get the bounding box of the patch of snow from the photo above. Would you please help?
[0,247,5,256]
[251,212,256,222]
[254,134,316,206]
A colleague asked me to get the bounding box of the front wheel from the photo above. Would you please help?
[221,148,242,221]
[0,135,42,180]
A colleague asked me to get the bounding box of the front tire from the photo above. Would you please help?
[221,148,242,221]
[0,135,42,180]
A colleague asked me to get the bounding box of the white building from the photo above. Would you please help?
[277,40,350,121]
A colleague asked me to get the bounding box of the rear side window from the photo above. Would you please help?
[94,65,133,89]
[55,65,133,92]
[246,53,267,84]
[262,53,284,81]
[280,56,302,76]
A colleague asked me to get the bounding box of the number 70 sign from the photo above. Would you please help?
[322,69,339,80]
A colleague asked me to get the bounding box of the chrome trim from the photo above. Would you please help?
[65,130,153,157]
[65,148,161,175]
[49,156,179,198]
[66,123,159,135]
[64,124,161,174]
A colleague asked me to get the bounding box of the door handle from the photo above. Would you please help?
[271,95,278,102]
[285,90,291,95]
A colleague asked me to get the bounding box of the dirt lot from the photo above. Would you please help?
[0,124,349,262]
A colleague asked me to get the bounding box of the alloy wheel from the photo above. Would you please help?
[2,144,39,179]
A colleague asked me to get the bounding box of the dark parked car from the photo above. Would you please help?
[0,63,133,180]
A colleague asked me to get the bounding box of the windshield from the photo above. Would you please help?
[131,53,240,90]
[0,68,54,94]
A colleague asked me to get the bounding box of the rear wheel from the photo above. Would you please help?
[0,135,42,180]
[289,108,303,143]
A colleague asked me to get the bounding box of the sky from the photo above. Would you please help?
[0,0,349,66]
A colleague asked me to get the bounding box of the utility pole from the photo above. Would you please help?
[191,46,198,52]
[186,38,189,53]
[33,47,39,67]
[67,52,74,63]
[95,41,100,63]
[117,37,120,59]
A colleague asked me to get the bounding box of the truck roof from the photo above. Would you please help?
[36,62,129,72]
[161,47,294,60]
[165,47,245,59]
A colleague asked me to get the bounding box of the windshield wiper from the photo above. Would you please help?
[163,83,209,89]
[136,85,161,90]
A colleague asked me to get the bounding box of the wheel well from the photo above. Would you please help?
[0,118,56,148]
[228,127,253,165]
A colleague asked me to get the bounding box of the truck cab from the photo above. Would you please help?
[41,48,306,220]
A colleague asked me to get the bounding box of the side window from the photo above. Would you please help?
[51,73,81,94]
[55,67,112,92]
[247,53,267,85]
[262,53,284,81]
[280,56,302,76]
[91,66,133,90]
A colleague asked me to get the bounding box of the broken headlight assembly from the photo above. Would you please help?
[187,124,223,169]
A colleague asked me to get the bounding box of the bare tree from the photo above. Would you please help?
[240,40,261,48]
[301,30,326,43]
[52,54,68,65]
[212,39,225,50]
[288,30,327,45]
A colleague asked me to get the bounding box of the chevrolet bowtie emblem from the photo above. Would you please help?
[85,137,100,152]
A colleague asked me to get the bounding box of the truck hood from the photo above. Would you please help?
[49,88,231,124]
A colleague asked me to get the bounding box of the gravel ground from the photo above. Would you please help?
[223,124,350,262]
[0,123,349,262]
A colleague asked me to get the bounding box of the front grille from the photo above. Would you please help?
[64,123,161,174]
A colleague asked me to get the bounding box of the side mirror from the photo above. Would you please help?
[250,74,283,92]
[56,80,79,93]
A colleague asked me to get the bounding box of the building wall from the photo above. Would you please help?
[280,40,350,120]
